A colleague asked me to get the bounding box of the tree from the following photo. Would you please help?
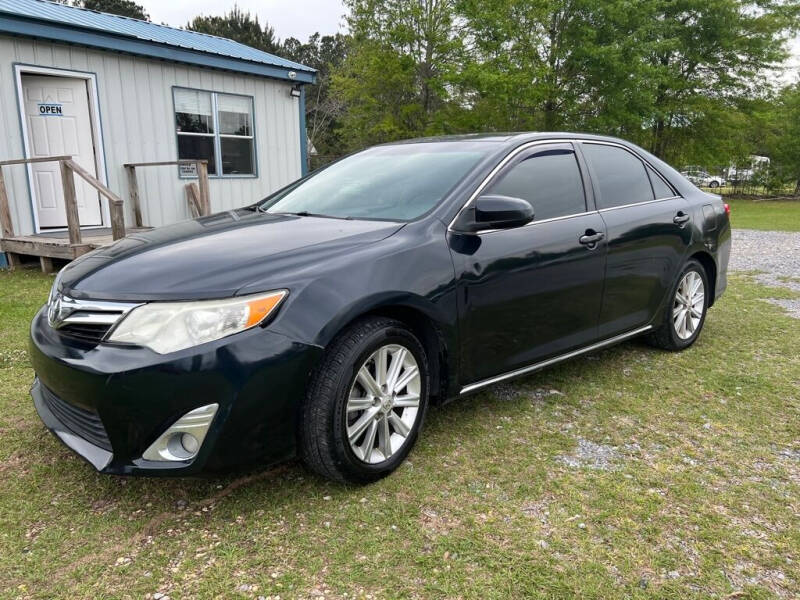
[763,83,800,193]
[454,0,799,166]
[332,0,463,149]
[61,0,149,20]
[455,0,644,133]
[633,0,799,164]
[187,6,280,54]
[282,33,350,159]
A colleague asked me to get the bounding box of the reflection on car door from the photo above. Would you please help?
[579,142,693,338]
[450,143,608,384]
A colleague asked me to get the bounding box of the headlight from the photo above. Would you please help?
[48,268,64,306]
[107,290,287,354]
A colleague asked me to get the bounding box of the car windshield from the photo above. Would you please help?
[259,143,491,221]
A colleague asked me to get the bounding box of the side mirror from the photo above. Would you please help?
[453,194,534,233]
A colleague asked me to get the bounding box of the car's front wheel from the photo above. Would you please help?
[647,259,709,351]
[299,317,429,483]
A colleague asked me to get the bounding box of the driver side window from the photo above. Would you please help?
[488,148,587,221]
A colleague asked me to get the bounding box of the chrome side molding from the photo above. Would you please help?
[460,325,653,394]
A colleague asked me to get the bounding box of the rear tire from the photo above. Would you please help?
[647,259,709,351]
[298,317,429,483]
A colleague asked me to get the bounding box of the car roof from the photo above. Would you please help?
[383,132,638,148]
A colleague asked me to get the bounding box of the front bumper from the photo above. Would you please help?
[29,307,322,475]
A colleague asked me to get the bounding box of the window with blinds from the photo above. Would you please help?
[173,88,256,177]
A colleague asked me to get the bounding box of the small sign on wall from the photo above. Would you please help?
[38,103,64,116]
[179,163,198,177]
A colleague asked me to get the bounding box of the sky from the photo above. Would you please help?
[138,0,799,82]
[139,0,348,41]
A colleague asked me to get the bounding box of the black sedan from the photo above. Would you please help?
[30,133,731,483]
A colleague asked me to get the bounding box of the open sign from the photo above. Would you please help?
[38,103,63,116]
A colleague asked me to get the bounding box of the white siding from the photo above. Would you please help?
[0,35,302,235]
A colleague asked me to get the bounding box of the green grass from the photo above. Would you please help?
[726,197,800,231]
[1,269,799,599]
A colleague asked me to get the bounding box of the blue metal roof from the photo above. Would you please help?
[0,0,315,83]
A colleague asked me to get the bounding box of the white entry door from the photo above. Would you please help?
[21,75,103,229]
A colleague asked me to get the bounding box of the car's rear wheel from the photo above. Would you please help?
[298,317,429,483]
[709,180,720,188]
[647,259,709,351]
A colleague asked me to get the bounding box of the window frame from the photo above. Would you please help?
[172,86,258,180]
[447,138,683,233]
[486,142,589,223]
[578,141,681,210]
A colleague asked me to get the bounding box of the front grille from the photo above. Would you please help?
[59,322,113,343]
[48,295,140,344]
[40,385,112,451]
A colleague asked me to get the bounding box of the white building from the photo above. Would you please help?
[0,0,314,267]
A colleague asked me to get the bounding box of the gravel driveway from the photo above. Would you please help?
[729,229,800,317]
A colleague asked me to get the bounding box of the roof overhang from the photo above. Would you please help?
[0,15,316,84]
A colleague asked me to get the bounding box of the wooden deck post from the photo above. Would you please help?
[59,160,82,246]
[125,165,143,227]
[39,256,55,274]
[196,160,210,216]
[0,166,22,270]
[0,166,13,239]
[110,201,126,241]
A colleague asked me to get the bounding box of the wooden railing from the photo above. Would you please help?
[123,160,210,227]
[0,155,126,246]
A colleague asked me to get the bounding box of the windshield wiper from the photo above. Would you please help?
[273,211,353,220]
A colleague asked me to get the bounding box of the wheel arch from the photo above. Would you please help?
[689,250,717,307]
[317,296,454,404]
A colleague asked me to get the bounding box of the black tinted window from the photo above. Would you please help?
[488,149,586,220]
[582,144,654,209]
[647,165,675,199]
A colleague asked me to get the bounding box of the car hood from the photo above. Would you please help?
[60,210,405,301]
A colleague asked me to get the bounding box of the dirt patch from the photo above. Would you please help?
[557,438,622,470]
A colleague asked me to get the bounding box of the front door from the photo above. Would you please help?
[451,143,607,385]
[21,74,103,229]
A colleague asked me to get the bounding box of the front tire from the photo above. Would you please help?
[298,317,429,483]
[647,259,709,351]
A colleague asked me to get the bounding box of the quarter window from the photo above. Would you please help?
[582,144,654,209]
[647,165,675,199]
[173,88,255,177]
[487,149,586,220]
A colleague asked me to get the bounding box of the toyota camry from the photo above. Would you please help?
[30,133,731,483]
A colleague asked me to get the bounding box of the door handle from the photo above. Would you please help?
[673,211,691,225]
[579,230,605,247]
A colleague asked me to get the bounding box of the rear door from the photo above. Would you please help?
[452,142,607,384]
[578,142,692,338]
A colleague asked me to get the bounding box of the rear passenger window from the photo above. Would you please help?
[582,143,654,209]
[488,149,586,221]
[647,165,675,199]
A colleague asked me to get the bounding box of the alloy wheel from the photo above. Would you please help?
[672,270,705,340]
[346,344,421,464]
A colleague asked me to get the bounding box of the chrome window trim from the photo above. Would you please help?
[475,210,595,236]
[459,325,653,394]
[448,137,682,233]
[596,196,683,213]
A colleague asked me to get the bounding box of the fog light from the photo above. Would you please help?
[142,404,218,462]
[181,433,199,454]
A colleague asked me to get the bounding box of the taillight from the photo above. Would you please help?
[723,203,730,215]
